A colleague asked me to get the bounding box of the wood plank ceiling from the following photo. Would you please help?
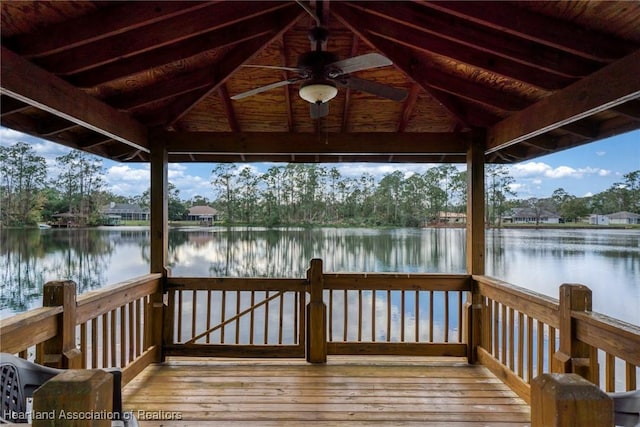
[1,1,639,164]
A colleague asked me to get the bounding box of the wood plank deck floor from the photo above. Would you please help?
[122,357,531,426]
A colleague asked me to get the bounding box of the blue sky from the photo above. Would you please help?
[1,126,638,201]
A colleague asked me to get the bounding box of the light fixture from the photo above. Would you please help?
[299,81,338,104]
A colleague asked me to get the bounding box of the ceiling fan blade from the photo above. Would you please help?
[335,76,408,101]
[230,78,300,100]
[327,53,392,77]
[241,64,303,73]
[310,101,329,119]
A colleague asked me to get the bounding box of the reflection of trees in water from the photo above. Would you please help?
[1,229,114,314]
[169,227,467,278]
[0,229,47,312]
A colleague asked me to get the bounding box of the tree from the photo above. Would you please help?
[54,151,105,225]
[486,164,516,226]
[211,164,238,224]
[0,142,47,226]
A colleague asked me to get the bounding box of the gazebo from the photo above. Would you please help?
[1,1,639,425]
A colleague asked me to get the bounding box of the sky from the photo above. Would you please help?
[1,126,638,202]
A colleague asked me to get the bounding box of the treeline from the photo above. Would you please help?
[1,142,638,227]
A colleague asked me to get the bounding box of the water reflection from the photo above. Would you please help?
[1,227,638,326]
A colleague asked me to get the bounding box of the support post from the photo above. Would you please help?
[553,284,598,381]
[149,142,168,362]
[465,130,485,363]
[33,369,113,427]
[306,258,326,363]
[531,373,613,427]
[41,281,82,369]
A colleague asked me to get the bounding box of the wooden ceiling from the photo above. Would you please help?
[1,1,639,164]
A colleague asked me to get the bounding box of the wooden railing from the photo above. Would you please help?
[473,275,640,403]
[163,277,308,358]
[163,259,472,360]
[0,274,162,385]
[1,263,638,400]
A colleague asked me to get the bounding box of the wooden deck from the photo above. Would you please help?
[122,357,531,426]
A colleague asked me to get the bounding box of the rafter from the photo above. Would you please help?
[331,11,468,128]
[332,2,572,90]
[35,2,293,75]
[351,1,600,78]
[0,46,148,151]
[486,50,640,153]
[421,1,638,62]
[70,10,290,88]
[217,84,239,132]
[6,2,212,58]
[397,84,420,132]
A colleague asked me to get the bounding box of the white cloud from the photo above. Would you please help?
[596,151,606,156]
[510,162,609,180]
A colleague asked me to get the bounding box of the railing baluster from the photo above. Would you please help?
[235,291,241,344]
[457,291,463,343]
[128,301,134,363]
[80,323,87,369]
[220,290,226,343]
[400,290,405,342]
[91,318,98,368]
[206,290,212,344]
[517,311,524,378]
[508,307,515,370]
[444,291,449,343]
[429,291,434,342]
[345,290,349,342]
[606,353,616,391]
[493,300,500,358]
[548,327,556,372]
[358,290,363,342]
[110,309,117,367]
[328,290,333,342]
[415,291,419,342]
[527,316,533,382]
[386,290,391,342]
[278,291,284,345]
[177,290,183,343]
[102,313,108,368]
[249,291,255,345]
[372,290,376,342]
[136,298,142,356]
[263,291,269,344]
[626,362,637,391]
[501,304,507,364]
[120,306,126,366]
[191,290,197,343]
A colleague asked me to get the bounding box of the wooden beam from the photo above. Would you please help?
[350,1,600,78]
[332,3,572,90]
[369,36,535,112]
[165,153,466,164]
[217,84,240,132]
[157,131,470,155]
[150,142,168,274]
[398,84,420,132]
[466,131,485,276]
[7,2,211,58]
[0,47,149,152]
[422,1,638,62]
[70,10,288,88]
[486,50,640,154]
[36,2,293,75]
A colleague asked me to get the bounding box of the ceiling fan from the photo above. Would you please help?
[230,17,407,119]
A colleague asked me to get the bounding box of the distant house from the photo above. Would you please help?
[607,211,640,225]
[101,202,150,221]
[186,206,220,225]
[502,208,561,224]
[436,211,466,224]
[588,214,609,225]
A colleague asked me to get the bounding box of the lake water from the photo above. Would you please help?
[1,227,638,325]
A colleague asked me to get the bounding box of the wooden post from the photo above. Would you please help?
[33,369,113,427]
[41,281,82,369]
[531,373,613,427]
[553,284,597,381]
[306,258,327,363]
[149,142,168,362]
[465,130,485,363]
